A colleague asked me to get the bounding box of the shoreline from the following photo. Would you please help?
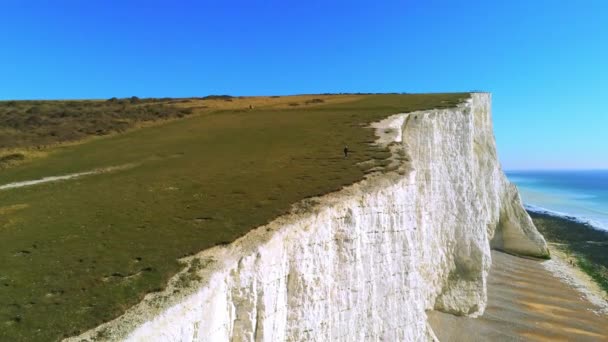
[542,244,608,314]
[428,250,608,341]
[525,203,608,232]
[429,208,608,340]
[528,210,608,297]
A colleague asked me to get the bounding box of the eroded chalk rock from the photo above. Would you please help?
[68,93,548,342]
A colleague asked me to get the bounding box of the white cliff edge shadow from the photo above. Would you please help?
[66,93,549,342]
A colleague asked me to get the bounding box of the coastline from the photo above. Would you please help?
[429,209,608,340]
[66,93,547,341]
[526,203,608,232]
[542,244,608,314]
[528,210,608,297]
[428,250,608,341]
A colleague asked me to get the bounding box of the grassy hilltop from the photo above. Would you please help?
[0,93,467,341]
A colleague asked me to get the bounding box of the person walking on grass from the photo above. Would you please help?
[344,145,349,158]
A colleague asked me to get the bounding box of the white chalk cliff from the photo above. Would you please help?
[70,93,549,341]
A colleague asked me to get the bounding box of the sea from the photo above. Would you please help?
[506,170,608,232]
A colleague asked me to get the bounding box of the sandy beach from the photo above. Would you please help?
[428,250,608,341]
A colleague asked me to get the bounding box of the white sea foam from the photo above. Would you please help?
[525,204,608,232]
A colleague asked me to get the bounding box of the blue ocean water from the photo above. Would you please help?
[506,170,608,231]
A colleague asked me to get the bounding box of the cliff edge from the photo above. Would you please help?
[69,93,549,341]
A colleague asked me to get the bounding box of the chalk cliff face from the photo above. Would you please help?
[70,93,548,341]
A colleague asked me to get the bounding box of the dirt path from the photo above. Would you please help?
[0,164,135,191]
[428,250,608,341]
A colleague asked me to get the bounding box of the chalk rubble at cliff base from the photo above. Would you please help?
[68,93,549,341]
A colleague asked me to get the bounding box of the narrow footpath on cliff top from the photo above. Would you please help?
[0,164,135,191]
[428,250,608,341]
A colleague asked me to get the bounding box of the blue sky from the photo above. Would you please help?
[1,1,607,170]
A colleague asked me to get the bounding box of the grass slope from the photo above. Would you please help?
[0,93,467,341]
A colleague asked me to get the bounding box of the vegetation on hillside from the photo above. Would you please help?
[530,212,608,294]
[0,93,468,341]
[0,98,194,150]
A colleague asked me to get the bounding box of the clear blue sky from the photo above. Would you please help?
[1,1,607,170]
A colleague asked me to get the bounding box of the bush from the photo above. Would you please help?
[304,98,324,105]
[0,98,198,149]
[0,153,25,164]
[202,95,233,100]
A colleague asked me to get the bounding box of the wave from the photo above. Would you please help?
[524,204,608,232]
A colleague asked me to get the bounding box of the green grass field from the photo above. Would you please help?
[0,93,467,341]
